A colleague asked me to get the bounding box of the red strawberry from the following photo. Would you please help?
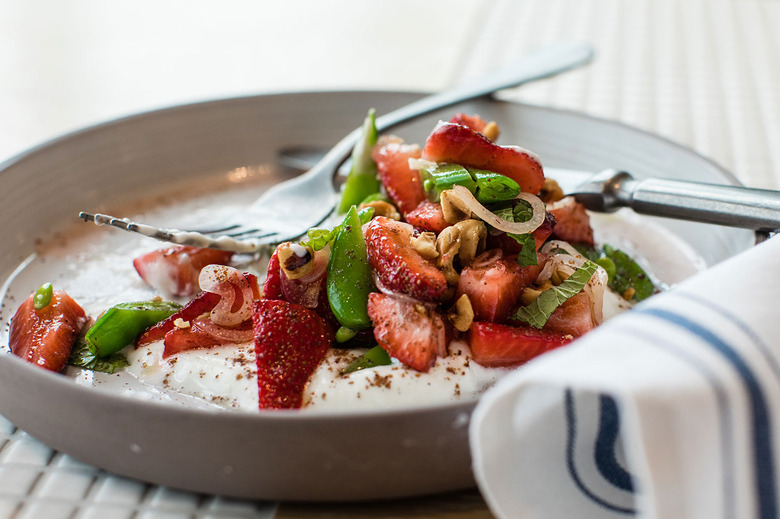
[449,113,489,134]
[542,291,595,337]
[364,217,448,302]
[9,290,87,372]
[421,122,545,195]
[371,138,426,215]
[457,250,541,323]
[367,293,447,372]
[133,246,234,298]
[547,197,594,246]
[261,248,284,300]
[404,201,451,233]
[253,299,334,409]
[468,321,572,368]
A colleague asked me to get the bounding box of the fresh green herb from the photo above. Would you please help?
[326,206,374,329]
[342,345,392,374]
[68,338,129,374]
[33,282,53,310]
[301,207,374,251]
[85,300,182,357]
[507,233,538,266]
[602,245,655,301]
[512,261,598,329]
[512,199,534,223]
[337,109,380,214]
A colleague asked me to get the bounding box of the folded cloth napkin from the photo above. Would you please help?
[470,235,780,519]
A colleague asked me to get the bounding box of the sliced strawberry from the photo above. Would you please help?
[162,317,254,358]
[133,246,234,298]
[449,113,488,134]
[261,248,284,300]
[404,201,451,233]
[547,197,594,246]
[487,211,557,253]
[543,291,595,337]
[371,138,426,215]
[468,321,572,368]
[364,217,448,302]
[136,291,221,347]
[253,299,334,409]
[9,290,87,372]
[367,293,447,372]
[421,122,545,195]
[457,250,541,323]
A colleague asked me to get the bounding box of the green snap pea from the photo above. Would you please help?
[33,282,53,310]
[469,169,521,203]
[337,109,381,214]
[342,345,392,374]
[421,164,477,201]
[85,300,182,357]
[359,192,390,205]
[326,206,374,329]
[595,257,617,282]
[336,327,359,343]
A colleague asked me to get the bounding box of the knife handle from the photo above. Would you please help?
[602,170,780,232]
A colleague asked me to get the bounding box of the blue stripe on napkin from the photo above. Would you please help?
[639,307,777,519]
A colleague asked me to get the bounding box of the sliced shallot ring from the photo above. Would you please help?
[199,264,255,327]
[195,318,254,343]
[540,240,581,257]
[450,185,545,234]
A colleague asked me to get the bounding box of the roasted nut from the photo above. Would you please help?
[449,294,474,332]
[482,121,500,142]
[276,242,315,280]
[359,200,401,221]
[411,232,439,260]
[453,219,487,266]
[539,177,565,204]
[440,189,473,224]
[436,226,462,285]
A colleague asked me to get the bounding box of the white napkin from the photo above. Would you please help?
[470,235,780,519]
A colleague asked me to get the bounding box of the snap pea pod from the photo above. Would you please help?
[326,206,374,330]
[421,164,477,201]
[419,163,521,203]
[337,109,380,214]
[342,345,392,374]
[85,300,182,357]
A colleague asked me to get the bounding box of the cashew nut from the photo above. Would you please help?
[453,219,486,266]
[440,189,473,224]
[359,200,401,221]
[449,294,475,332]
[411,231,439,260]
[482,121,500,142]
[276,242,315,280]
[436,225,462,285]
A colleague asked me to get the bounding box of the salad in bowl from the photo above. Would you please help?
[8,111,677,412]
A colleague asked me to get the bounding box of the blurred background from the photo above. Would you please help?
[2,0,778,188]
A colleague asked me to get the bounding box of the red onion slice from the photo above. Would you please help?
[199,264,255,327]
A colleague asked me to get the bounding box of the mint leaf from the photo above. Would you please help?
[68,338,129,374]
[507,233,538,266]
[301,207,374,251]
[512,261,598,329]
[513,199,534,222]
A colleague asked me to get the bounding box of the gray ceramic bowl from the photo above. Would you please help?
[0,92,754,501]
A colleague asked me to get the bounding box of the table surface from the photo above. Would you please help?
[1,0,778,517]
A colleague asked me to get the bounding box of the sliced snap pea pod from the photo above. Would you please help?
[337,109,380,214]
[342,345,392,374]
[327,206,374,329]
[421,164,477,201]
[469,168,522,203]
[85,300,182,357]
[359,192,390,205]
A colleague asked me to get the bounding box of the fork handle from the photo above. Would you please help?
[598,170,780,231]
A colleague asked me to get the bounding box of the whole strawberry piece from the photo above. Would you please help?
[364,217,448,302]
[252,299,334,409]
[10,290,87,372]
[468,321,572,368]
[367,293,448,372]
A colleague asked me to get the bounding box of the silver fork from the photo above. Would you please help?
[79,41,594,253]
